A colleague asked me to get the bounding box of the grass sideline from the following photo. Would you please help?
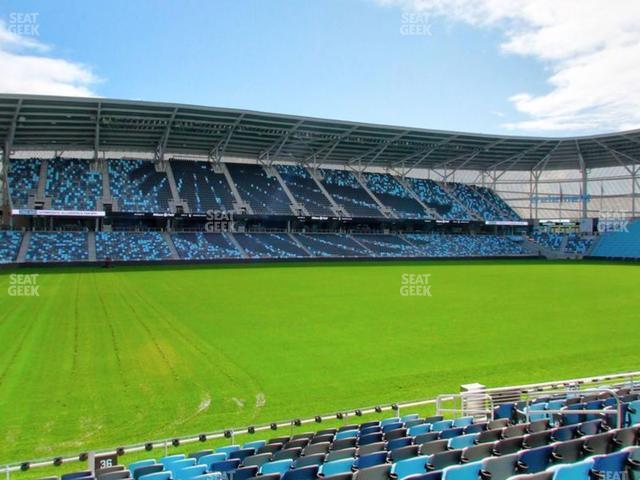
[0,259,638,473]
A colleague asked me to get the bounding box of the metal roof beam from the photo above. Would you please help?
[208,113,245,161]
[589,138,640,166]
[531,141,563,173]
[347,130,409,166]
[94,102,102,160]
[258,120,304,162]
[154,107,178,162]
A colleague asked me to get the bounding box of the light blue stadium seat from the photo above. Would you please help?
[174,466,208,480]
[441,462,482,480]
[549,458,594,480]
[128,460,158,472]
[381,417,401,427]
[215,445,241,455]
[409,424,432,436]
[160,455,186,467]
[448,433,478,450]
[190,475,224,480]
[318,458,355,477]
[139,473,171,480]
[401,414,420,422]
[260,459,294,475]
[628,400,640,425]
[335,429,359,440]
[167,459,196,474]
[198,454,227,468]
[527,403,548,422]
[242,440,266,450]
[391,455,430,480]
[431,420,453,432]
[452,416,474,428]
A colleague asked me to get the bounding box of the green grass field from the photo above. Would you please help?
[0,260,639,467]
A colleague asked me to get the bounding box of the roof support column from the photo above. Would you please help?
[633,165,638,219]
[532,170,541,221]
[1,144,11,226]
[581,167,589,219]
[2,100,21,226]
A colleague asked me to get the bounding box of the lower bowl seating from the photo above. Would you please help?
[96,232,172,261]
[48,387,640,480]
[25,232,89,262]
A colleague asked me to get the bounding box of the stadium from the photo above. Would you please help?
[0,92,639,480]
[1,2,640,480]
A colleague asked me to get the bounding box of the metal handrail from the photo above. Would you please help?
[435,393,495,420]
[3,370,640,474]
[522,388,624,429]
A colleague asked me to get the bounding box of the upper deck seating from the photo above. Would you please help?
[363,173,431,219]
[320,169,382,218]
[8,158,41,208]
[227,164,292,216]
[109,159,172,213]
[171,161,236,214]
[276,165,334,216]
[46,158,102,211]
[407,178,471,221]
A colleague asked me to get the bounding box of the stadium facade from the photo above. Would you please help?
[0,94,638,264]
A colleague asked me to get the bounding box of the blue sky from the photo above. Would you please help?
[0,0,637,136]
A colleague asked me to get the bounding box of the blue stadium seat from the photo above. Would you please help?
[139,472,171,480]
[319,458,355,477]
[452,417,474,428]
[281,465,320,480]
[441,462,482,480]
[260,459,295,475]
[448,434,478,450]
[198,454,228,468]
[391,456,430,480]
[548,458,594,480]
[128,460,158,473]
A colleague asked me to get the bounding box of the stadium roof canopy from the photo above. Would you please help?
[1,93,639,172]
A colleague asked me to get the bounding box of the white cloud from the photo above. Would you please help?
[374,0,640,133]
[0,20,98,97]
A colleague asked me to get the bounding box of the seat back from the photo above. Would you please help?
[516,445,553,474]
[427,450,462,471]
[391,455,430,480]
[480,453,518,480]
